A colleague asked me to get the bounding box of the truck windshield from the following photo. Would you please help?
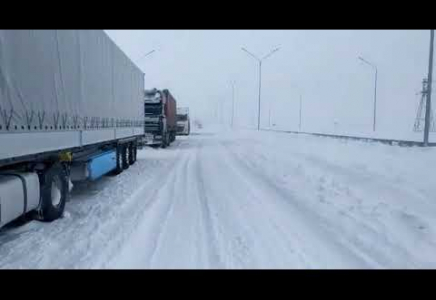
[145,104,162,116]
[177,115,188,121]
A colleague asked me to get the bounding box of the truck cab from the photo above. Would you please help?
[176,107,190,136]
[142,88,177,148]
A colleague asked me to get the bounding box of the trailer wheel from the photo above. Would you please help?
[111,145,124,175]
[122,144,130,170]
[128,142,135,165]
[38,164,68,222]
[130,143,137,165]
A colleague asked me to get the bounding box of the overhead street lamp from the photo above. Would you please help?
[136,49,156,62]
[241,46,280,131]
[358,56,378,132]
[135,49,156,87]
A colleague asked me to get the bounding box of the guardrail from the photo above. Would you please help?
[261,129,436,147]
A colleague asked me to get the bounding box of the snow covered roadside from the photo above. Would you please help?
[225,130,436,268]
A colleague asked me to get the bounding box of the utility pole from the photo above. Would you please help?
[424,29,434,146]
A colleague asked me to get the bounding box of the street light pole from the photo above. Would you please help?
[258,61,262,130]
[358,56,378,132]
[230,81,236,128]
[289,83,303,132]
[424,29,434,146]
[269,92,274,127]
[220,101,223,124]
[373,68,378,132]
[299,94,302,131]
[242,47,280,131]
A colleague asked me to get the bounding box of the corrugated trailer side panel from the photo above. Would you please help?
[79,30,114,126]
[0,30,69,131]
[164,90,177,130]
[0,30,144,162]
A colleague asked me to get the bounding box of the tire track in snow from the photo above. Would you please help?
[109,138,215,268]
[195,139,313,268]
[94,146,188,268]
[194,142,225,268]
[220,140,377,268]
[228,140,428,267]
[111,145,193,268]
[210,145,312,267]
[147,136,225,268]
[147,155,189,268]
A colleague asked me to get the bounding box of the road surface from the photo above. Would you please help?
[1,127,436,268]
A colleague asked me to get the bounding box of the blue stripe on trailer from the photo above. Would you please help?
[87,150,117,181]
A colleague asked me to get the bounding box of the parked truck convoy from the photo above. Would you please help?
[176,107,190,136]
[0,30,145,229]
[142,88,177,148]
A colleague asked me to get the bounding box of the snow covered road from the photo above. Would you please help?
[1,128,436,268]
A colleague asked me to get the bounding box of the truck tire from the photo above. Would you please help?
[111,145,124,175]
[161,133,167,149]
[131,143,137,165]
[38,164,68,222]
[128,142,136,165]
[122,144,130,170]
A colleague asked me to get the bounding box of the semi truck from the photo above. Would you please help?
[0,30,145,229]
[176,107,190,136]
[142,88,177,148]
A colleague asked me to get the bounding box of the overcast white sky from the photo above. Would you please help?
[106,30,434,141]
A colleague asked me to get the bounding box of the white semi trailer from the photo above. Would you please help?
[0,30,145,228]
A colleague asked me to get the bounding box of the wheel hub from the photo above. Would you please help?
[51,178,62,207]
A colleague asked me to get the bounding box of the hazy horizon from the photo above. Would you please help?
[106,30,435,141]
